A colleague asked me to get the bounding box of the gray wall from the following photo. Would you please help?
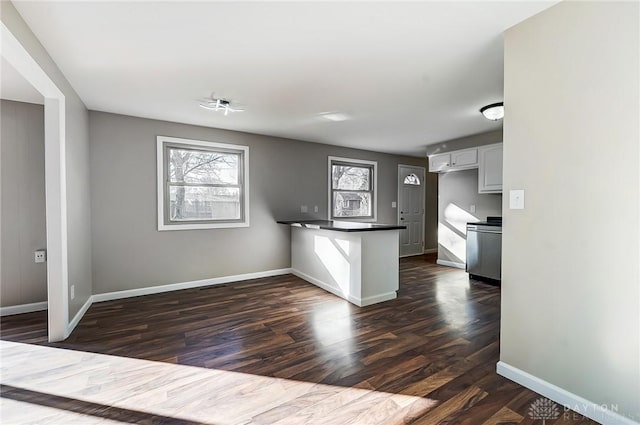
[424,171,438,251]
[502,1,639,420]
[89,111,430,294]
[426,129,502,156]
[437,169,501,265]
[1,1,93,319]
[0,100,46,307]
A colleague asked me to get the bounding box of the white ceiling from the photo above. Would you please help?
[12,1,555,156]
[1,57,44,105]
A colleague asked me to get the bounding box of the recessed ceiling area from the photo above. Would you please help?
[12,1,555,156]
[1,57,44,105]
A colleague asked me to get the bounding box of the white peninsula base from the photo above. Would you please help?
[289,226,400,307]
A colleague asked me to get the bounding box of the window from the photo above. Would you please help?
[328,156,377,220]
[403,173,421,185]
[157,136,249,230]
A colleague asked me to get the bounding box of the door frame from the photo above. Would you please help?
[397,164,426,257]
[2,22,68,341]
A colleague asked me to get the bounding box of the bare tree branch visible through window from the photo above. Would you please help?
[168,148,240,221]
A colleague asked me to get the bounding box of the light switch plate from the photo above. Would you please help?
[509,190,525,209]
[391,201,397,208]
[470,204,476,213]
[300,205,308,213]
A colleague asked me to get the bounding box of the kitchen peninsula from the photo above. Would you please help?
[277,220,405,307]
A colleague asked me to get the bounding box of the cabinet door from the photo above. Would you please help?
[451,149,478,168]
[478,144,503,193]
[429,153,451,172]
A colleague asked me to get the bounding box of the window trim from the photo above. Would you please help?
[327,156,378,221]
[157,136,250,231]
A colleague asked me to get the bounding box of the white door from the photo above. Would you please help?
[398,165,425,257]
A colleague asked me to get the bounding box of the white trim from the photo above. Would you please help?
[292,268,349,301]
[358,291,397,306]
[1,23,68,342]
[93,268,292,303]
[397,164,426,256]
[497,361,639,425]
[437,259,466,269]
[399,248,436,258]
[291,269,397,307]
[156,135,250,231]
[66,296,93,337]
[0,301,48,317]
[327,156,378,222]
[157,137,165,230]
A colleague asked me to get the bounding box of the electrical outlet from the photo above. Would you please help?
[470,204,476,213]
[34,250,46,263]
[70,285,75,300]
[314,205,318,213]
[301,205,308,213]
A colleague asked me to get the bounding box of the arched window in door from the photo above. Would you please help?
[403,173,421,185]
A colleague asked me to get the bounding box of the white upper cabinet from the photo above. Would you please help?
[428,148,478,173]
[478,143,503,193]
[428,142,503,194]
[451,149,478,168]
[428,153,451,172]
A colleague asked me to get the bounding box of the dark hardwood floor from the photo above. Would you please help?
[0,254,598,424]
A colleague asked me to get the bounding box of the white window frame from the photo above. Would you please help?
[157,136,250,231]
[327,156,378,222]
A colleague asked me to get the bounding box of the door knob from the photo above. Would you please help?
[400,217,405,220]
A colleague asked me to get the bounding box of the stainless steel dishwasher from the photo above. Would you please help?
[466,217,502,281]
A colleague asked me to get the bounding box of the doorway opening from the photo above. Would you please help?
[1,22,68,341]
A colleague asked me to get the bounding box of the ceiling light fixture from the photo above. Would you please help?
[199,95,245,116]
[480,102,504,121]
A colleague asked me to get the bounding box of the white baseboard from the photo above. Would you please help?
[497,361,639,425]
[291,268,348,301]
[66,296,93,338]
[58,268,292,340]
[400,248,437,258]
[92,268,293,303]
[358,291,397,306]
[291,269,397,307]
[0,301,48,317]
[436,259,466,269]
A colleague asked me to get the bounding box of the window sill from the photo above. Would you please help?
[158,221,250,231]
[331,217,377,223]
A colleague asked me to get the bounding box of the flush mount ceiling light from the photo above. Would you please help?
[480,102,504,121]
[199,95,245,116]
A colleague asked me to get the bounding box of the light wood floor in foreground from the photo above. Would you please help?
[0,254,598,424]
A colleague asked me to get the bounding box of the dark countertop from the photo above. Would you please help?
[469,221,502,227]
[277,220,406,232]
